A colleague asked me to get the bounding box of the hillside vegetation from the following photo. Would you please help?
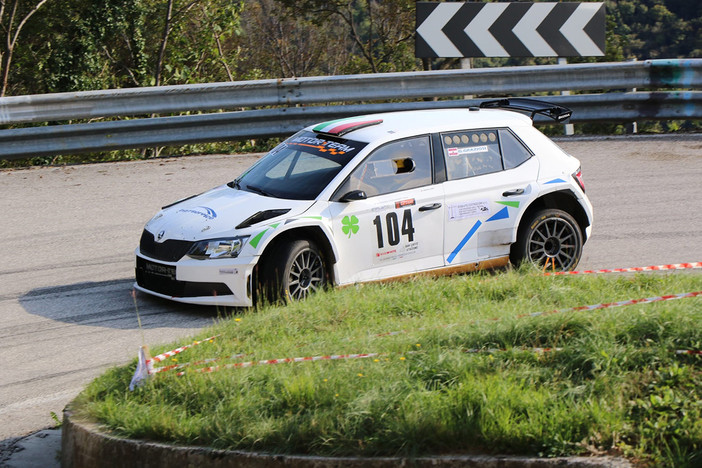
[3,0,700,97]
[1,0,699,167]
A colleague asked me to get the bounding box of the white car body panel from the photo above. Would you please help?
[443,157,540,265]
[327,184,445,284]
[144,185,315,247]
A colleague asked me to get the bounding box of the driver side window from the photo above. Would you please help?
[337,136,432,198]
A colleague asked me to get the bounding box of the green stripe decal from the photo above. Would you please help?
[249,229,268,248]
[496,201,520,208]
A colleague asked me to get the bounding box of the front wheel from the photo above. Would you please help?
[265,239,327,303]
[511,209,583,271]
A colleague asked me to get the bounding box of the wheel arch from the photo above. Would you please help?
[517,189,590,243]
[255,225,338,286]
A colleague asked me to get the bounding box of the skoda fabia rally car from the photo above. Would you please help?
[135,98,593,307]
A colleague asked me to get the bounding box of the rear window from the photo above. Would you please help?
[441,128,533,180]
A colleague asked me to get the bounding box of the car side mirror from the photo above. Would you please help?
[339,190,367,202]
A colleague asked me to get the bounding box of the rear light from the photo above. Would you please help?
[572,167,585,192]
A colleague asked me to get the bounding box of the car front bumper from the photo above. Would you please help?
[134,249,258,307]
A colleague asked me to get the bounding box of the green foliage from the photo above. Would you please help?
[10,0,245,94]
[608,0,702,59]
[77,269,702,464]
[2,0,702,167]
[5,0,701,95]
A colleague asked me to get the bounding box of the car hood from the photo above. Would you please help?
[144,185,315,242]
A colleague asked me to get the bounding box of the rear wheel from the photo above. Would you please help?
[511,209,583,271]
[264,239,327,303]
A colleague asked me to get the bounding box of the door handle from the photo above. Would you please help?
[419,203,442,212]
[502,188,525,197]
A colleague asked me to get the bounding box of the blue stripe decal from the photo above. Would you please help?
[545,178,566,184]
[486,206,509,222]
[447,220,482,264]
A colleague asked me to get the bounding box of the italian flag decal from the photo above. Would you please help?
[313,117,383,137]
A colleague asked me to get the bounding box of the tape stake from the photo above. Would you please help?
[129,345,151,391]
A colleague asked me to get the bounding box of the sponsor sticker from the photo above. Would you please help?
[395,198,416,209]
[289,136,357,155]
[373,241,420,264]
[177,206,217,220]
[448,200,491,221]
[447,145,489,157]
[372,204,394,213]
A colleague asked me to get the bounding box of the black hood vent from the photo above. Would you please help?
[236,209,291,229]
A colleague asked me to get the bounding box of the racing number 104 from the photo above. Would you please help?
[373,209,415,248]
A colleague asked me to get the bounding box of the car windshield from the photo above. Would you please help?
[232,131,367,200]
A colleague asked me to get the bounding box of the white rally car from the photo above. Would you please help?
[135,99,593,307]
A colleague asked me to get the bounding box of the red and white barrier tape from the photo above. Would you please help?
[517,291,702,319]
[676,350,702,356]
[132,283,701,386]
[376,291,702,338]
[176,352,382,376]
[148,335,219,365]
[544,262,702,276]
[464,347,562,354]
[150,353,248,374]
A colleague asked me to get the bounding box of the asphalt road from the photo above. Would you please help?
[1,134,701,456]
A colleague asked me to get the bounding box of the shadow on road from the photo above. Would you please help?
[19,278,231,330]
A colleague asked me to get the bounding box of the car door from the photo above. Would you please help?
[440,128,539,266]
[327,135,445,284]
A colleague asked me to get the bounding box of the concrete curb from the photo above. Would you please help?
[61,407,632,468]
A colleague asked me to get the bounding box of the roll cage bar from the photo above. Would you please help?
[479,98,572,123]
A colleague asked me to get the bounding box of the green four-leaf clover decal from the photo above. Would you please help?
[342,215,359,238]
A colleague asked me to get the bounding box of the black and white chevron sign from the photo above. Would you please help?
[416,2,605,58]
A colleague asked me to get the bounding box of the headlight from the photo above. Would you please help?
[187,236,250,260]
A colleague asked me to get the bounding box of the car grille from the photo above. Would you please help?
[139,229,194,262]
[135,256,233,298]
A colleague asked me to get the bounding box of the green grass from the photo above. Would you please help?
[75,267,702,466]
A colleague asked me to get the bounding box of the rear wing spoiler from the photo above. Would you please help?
[479,98,572,123]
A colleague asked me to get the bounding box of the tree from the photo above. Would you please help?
[277,0,417,74]
[608,0,702,59]
[159,0,243,84]
[0,0,50,96]
[237,0,354,78]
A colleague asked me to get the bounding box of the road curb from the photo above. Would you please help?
[61,406,632,468]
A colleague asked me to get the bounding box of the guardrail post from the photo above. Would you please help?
[460,58,473,100]
[558,58,575,136]
[626,58,638,134]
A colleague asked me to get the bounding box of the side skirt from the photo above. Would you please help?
[339,256,510,287]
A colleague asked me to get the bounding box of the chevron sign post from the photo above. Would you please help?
[416,2,605,58]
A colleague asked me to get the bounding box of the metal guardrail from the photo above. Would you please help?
[1,91,699,160]
[0,59,700,160]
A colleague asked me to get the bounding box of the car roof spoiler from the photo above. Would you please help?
[479,98,572,123]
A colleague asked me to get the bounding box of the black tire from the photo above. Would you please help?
[511,209,583,271]
[264,239,327,303]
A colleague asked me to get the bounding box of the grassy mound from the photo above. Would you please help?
[75,268,702,466]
